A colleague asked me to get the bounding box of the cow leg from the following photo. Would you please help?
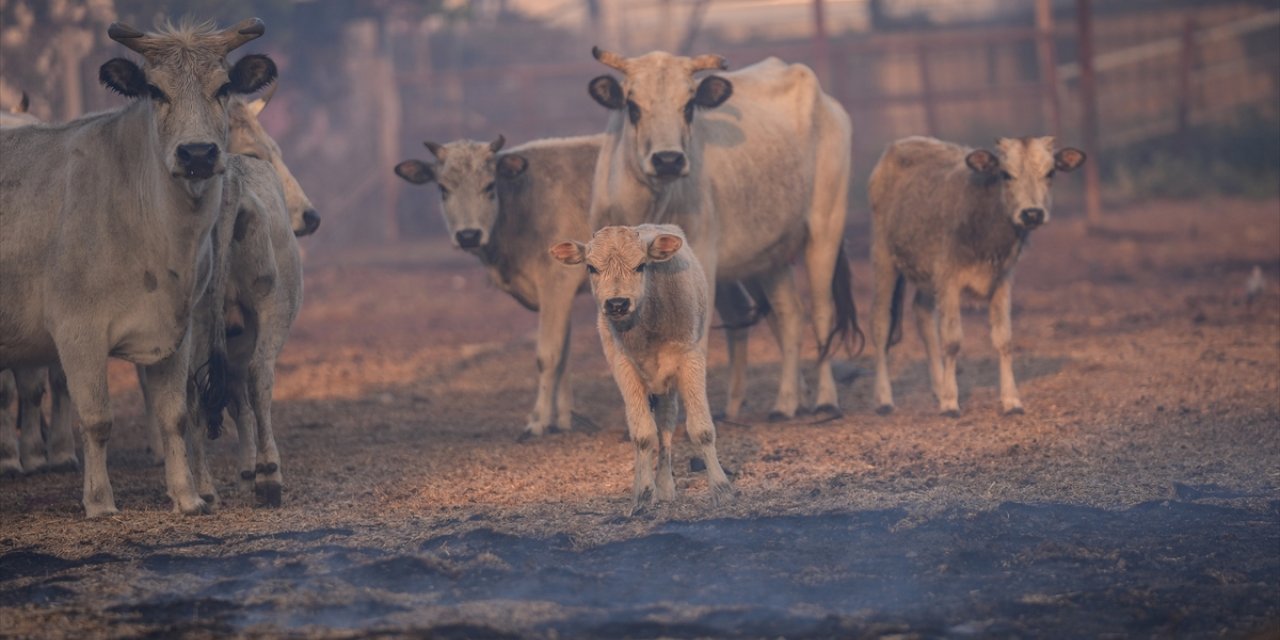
[525,282,574,438]
[45,364,79,472]
[654,390,679,502]
[804,237,842,414]
[762,269,804,420]
[913,290,945,401]
[715,282,753,419]
[871,245,899,414]
[989,277,1023,415]
[15,368,48,472]
[139,343,211,515]
[937,285,964,417]
[610,355,658,516]
[135,368,165,466]
[248,357,283,507]
[183,390,219,507]
[678,353,734,508]
[0,371,20,476]
[229,381,258,496]
[56,342,117,517]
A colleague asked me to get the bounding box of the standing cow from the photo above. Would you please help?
[868,136,1085,416]
[585,48,860,418]
[551,224,733,514]
[0,19,277,516]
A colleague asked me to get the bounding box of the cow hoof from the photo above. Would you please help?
[941,408,961,418]
[812,404,842,419]
[84,503,120,519]
[517,429,539,443]
[177,498,212,516]
[256,482,283,508]
[240,469,255,481]
[710,482,736,507]
[875,404,895,416]
[767,410,792,423]
[1004,405,1026,416]
[546,424,563,435]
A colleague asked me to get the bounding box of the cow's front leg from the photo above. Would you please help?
[15,368,48,472]
[762,270,805,419]
[140,342,210,515]
[654,390,679,502]
[989,277,1023,415]
[56,337,118,517]
[0,372,21,476]
[937,285,964,417]
[524,279,575,439]
[678,353,734,508]
[45,364,80,472]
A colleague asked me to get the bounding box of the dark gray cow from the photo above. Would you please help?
[0,19,276,516]
[868,136,1085,416]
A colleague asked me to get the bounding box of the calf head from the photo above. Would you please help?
[965,137,1086,230]
[394,135,527,250]
[229,85,320,236]
[588,47,732,183]
[550,225,684,328]
[99,19,277,194]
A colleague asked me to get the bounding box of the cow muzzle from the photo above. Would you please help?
[455,229,484,249]
[649,151,687,178]
[175,143,221,180]
[603,297,632,318]
[295,209,321,237]
[1018,208,1047,229]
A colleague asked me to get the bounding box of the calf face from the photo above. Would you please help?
[99,20,276,189]
[228,88,320,236]
[394,135,526,249]
[550,226,683,325]
[964,137,1086,229]
[588,48,732,182]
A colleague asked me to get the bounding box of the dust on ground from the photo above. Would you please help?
[1,198,1278,638]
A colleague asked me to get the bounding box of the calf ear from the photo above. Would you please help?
[496,154,528,180]
[693,75,733,109]
[965,149,1000,175]
[229,54,277,95]
[588,75,624,110]
[550,241,586,265]
[394,160,435,185]
[648,233,683,262]
[99,58,147,98]
[1054,147,1087,172]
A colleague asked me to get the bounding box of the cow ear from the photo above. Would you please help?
[588,75,624,110]
[693,75,732,109]
[965,149,1000,175]
[99,58,147,98]
[424,141,446,161]
[1054,147,1087,172]
[550,241,586,265]
[394,160,435,185]
[229,54,277,95]
[496,154,528,180]
[648,233,683,262]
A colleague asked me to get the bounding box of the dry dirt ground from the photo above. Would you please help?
[1,198,1278,639]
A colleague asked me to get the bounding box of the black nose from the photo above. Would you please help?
[176,143,219,179]
[604,298,631,316]
[650,151,686,176]
[1019,208,1046,227]
[456,229,483,248]
[295,209,321,237]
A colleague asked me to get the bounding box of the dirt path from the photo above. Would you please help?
[2,198,1277,638]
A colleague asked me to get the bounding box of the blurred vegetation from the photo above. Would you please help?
[1104,109,1280,199]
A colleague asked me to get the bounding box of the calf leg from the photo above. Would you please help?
[678,354,734,507]
[610,356,659,515]
[913,290,945,401]
[0,372,20,476]
[524,279,575,438]
[139,345,210,515]
[654,390,679,502]
[937,285,964,417]
[15,368,48,472]
[871,245,899,414]
[45,364,79,472]
[989,277,1023,415]
[248,357,283,507]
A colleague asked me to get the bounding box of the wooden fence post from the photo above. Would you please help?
[918,44,939,137]
[1075,0,1103,226]
[1177,16,1197,138]
[1036,0,1063,140]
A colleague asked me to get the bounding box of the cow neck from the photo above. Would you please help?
[962,178,1027,268]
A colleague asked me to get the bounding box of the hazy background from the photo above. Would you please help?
[1,0,1277,247]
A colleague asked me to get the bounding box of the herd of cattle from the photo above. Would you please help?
[0,18,1085,518]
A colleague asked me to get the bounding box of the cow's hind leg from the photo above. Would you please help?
[654,390,678,502]
[989,277,1023,415]
[871,243,900,414]
[937,285,964,417]
[762,269,804,420]
[45,364,79,472]
[678,354,734,508]
[248,357,283,507]
[229,381,258,496]
[0,372,21,476]
[716,282,753,420]
[913,290,945,401]
[15,368,48,472]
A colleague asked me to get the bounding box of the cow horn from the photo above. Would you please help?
[690,54,727,72]
[489,134,505,154]
[424,141,446,161]
[592,46,628,73]
[220,18,266,53]
[108,22,149,54]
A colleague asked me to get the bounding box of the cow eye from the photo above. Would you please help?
[241,152,262,160]
[634,263,646,273]
[1046,169,1056,179]
[483,181,496,196]
[683,100,694,123]
[999,170,1013,181]
[586,264,599,275]
[146,84,169,103]
[626,99,641,125]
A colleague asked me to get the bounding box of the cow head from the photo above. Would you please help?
[394,135,525,250]
[588,47,731,184]
[551,225,684,328]
[228,85,320,236]
[965,137,1086,230]
[99,19,277,196]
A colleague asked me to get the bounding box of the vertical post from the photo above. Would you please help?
[1075,0,1102,225]
[811,0,831,85]
[918,44,938,137]
[1035,0,1062,140]
[1176,15,1196,137]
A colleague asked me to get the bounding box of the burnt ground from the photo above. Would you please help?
[1,197,1278,639]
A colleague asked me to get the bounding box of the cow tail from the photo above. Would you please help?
[820,241,865,361]
[195,204,234,441]
[887,272,906,351]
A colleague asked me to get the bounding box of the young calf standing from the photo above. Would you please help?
[552,225,733,515]
[868,136,1085,416]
